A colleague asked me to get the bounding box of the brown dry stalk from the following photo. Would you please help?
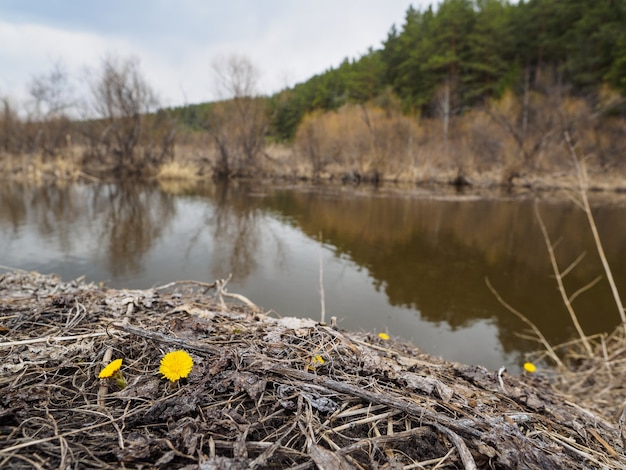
[565,131,626,332]
[433,424,478,470]
[272,367,483,439]
[534,203,593,357]
[0,331,107,348]
[485,277,565,369]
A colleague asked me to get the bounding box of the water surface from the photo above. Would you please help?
[2,180,625,371]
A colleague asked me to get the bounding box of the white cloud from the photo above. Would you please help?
[0,1,427,108]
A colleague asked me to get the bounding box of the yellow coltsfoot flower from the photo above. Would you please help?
[160,350,194,382]
[98,359,123,379]
[307,355,326,371]
[523,362,537,373]
[98,358,126,388]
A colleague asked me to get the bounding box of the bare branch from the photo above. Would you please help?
[534,202,593,356]
[485,277,565,369]
[565,131,626,331]
[561,251,587,279]
[568,275,603,305]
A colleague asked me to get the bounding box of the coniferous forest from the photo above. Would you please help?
[268,0,626,140]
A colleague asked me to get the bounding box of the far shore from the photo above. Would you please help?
[2,143,626,195]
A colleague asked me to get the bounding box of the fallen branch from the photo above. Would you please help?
[0,331,107,348]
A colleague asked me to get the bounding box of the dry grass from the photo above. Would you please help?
[156,160,200,181]
[2,270,626,469]
[528,327,626,423]
[0,151,83,184]
[280,90,626,189]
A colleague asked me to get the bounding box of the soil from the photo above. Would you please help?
[1,271,625,469]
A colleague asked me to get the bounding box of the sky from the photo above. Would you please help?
[0,0,432,108]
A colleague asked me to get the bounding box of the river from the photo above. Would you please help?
[2,180,625,371]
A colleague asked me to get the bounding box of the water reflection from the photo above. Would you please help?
[93,184,176,276]
[0,183,177,278]
[2,181,626,370]
[262,188,626,353]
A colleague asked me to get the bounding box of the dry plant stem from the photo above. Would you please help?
[587,428,619,458]
[485,277,565,369]
[154,279,217,291]
[541,431,607,468]
[248,419,300,469]
[319,232,326,325]
[272,367,482,439]
[565,131,626,331]
[109,322,222,354]
[412,448,456,470]
[0,408,145,455]
[434,424,478,470]
[97,347,113,407]
[211,274,260,311]
[534,203,593,357]
[0,331,107,348]
[568,275,602,305]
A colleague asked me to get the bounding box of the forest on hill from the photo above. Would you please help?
[266,0,626,140]
[2,0,626,186]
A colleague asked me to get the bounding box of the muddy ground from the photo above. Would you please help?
[1,271,625,469]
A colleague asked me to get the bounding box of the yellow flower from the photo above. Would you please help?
[312,355,325,366]
[307,355,325,371]
[378,332,390,340]
[523,362,537,373]
[98,359,123,379]
[98,358,126,388]
[160,350,194,382]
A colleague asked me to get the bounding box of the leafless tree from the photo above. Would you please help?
[28,62,74,157]
[207,55,268,178]
[435,79,452,147]
[212,54,259,100]
[30,62,74,117]
[0,97,22,155]
[85,55,174,175]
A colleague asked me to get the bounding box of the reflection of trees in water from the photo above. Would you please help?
[0,182,176,278]
[264,189,626,355]
[89,183,176,276]
[0,184,34,233]
[205,182,261,281]
[179,181,285,283]
[0,183,84,254]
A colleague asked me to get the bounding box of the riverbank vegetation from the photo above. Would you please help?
[1,0,625,189]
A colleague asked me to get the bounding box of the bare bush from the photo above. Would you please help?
[294,102,420,181]
[28,62,74,158]
[0,97,23,156]
[84,55,174,176]
[207,55,268,178]
[483,78,597,174]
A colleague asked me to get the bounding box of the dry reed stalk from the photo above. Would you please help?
[485,277,565,369]
[565,131,626,331]
[534,203,594,356]
[318,232,326,325]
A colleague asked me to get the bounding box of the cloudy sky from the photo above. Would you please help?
[0,0,432,108]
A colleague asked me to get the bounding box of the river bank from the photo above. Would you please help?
[2,137,626,194]
[1,270,624,469]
